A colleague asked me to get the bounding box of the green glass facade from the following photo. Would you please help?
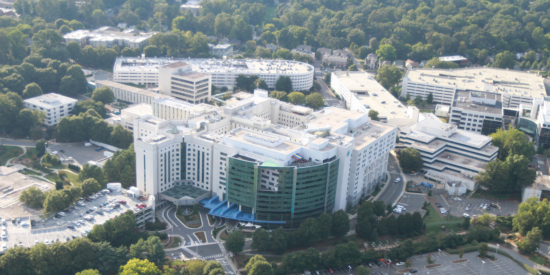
[227,156,339,229]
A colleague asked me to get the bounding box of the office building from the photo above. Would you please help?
[23,93,77,126]
[401,68,546,106]
[63,26,153,48]
[158,62,212,104]
[209,44,233,57]
[113,56,314,91]
[330,71,419,127]
[132,91,397,228]
[399,114,498,175]
[449,91,504,135]
[95,80,175,105]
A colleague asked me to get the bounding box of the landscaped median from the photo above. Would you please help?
[194,231,207,243]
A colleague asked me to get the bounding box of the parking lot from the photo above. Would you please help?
[393,193,427,217]
[47,143,113,166]
[309,264,393,275]
[1,189,149,251]
[403,251,528,275]
[436,195,519,218]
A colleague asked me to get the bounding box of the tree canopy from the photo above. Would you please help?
[398,148,423,173]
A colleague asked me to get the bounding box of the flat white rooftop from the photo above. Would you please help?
[333,71,409,120]
[405,68,546,98]
[24,93,77,107]
[115,57,314,75]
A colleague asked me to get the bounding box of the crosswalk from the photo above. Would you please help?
[203,254,225,260]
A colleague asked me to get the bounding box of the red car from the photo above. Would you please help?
[119,200,127,205]
[139,203,146,208]
[327,268,334,274]
[135,204,144,209]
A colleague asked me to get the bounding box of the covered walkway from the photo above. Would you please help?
[200,196,285,224]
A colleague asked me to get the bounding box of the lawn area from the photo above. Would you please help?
[0,145,23,165]
[419,109,434,113]
[265,6,276,22]
[529,254,548,265]
[176,213,202,228]
[63,171,79,184]
[122,82,146,88]
[23,147,38,159]
[45,173,60,183]
[469,188,519,200]
[438,117,448,123]
[22,168,41,176]
[424,204,464,235]
[194,231,206,243]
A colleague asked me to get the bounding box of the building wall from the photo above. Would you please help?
[401,77,457,105]
[226,157,339,229]
[449,108,503,135]
[24,98,76,126]
[96,81,170,104]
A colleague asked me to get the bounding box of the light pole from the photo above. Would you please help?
[347,265,351,275]
[480,260,485,275]
[495,244,500,260]
[387,259,391,274]
[438,249,441,259]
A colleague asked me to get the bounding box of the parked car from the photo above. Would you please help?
[327,268,334,274]
[119,200,127,204]
[435,203,442,208]
[394,177,401,183]
[410,269,417,273]
[463,213,470,218]
[466,204,471,211]
[395,262,404,266]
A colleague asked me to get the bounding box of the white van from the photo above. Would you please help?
[84,143,92,147]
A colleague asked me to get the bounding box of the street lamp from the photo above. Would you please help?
[495,244,500,260]
[438,249,441,258]
[386,260,391,274]
[480,261,485,275]
[347,265,351,275]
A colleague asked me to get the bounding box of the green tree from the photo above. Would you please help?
[459,248,464,259]
[119,259,162,275]
[368,110,379,121]
[518,227,542,253]
[22,83,43,99]
[55,181,64,190]
[79,164,106,185]
[248,260,274,275]
[76,270,101,275]
[324,73,331,84]
[275,76,292,93]
[91,86,115,104]
[375,44,396,61]
[145,236,166,265]
[0,246,34,275]
[356,266,370,275]
[269,227,288,254]
[18,186,45,209]
[80,178,101,197]
[490,127,535,160]
[225,231,245,254]
[287,92,305,105]
[478,242,488,257]
[186,260,207,275]
[348,29,366,46]
[398,148,423,172]
[36,139,46,156]
[110,125,133,149]
[318,212,332,241]
[348,64,358,71]
[269,91,287,101]
[252,229,270,251]
[427,93,434,104]
[493,51,516,69]
[299,218,321,246]
[331,210,350,238]
[463,217,471,230]
[245,255,267,273]
[369,38,380,52]
[305,93,325,109]
[405,259,412,268]
[203,261,223,275]
[375,65,402,90]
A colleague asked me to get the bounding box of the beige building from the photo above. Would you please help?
[158,63,212,104]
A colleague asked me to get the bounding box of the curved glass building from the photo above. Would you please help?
[223,155,339,229]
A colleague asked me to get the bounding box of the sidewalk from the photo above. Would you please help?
[215,227,240,275]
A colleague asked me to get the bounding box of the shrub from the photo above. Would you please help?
[68,164,81,172]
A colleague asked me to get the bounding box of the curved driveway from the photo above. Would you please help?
[377,154,405,205]
[162,206,225,245]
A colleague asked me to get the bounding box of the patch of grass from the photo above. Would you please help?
[45,173,60,183]
[220,230,228,241]
[419,109,434,113]
[63,171,79,184]
[425,220,463,235]
[176,213,202,228]
[22,168,41,176]
[529,254,548,265]
[23,147,38,159]
[166,236,182,248]
[424,205,443,223]
[194,231,206,243]
[0,145,23,165]
[212,226,226,239]
[438,117,448,123]
[371,184,384,197]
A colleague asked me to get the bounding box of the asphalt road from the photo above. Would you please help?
[376,154,404,206]
[0,138,36,147]
[315,79,345,108]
